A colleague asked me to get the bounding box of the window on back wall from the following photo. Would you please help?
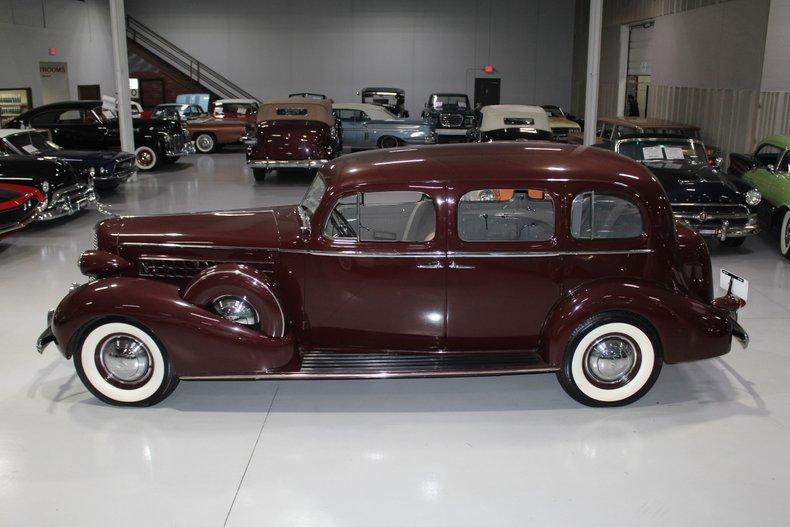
[571,192,644,240]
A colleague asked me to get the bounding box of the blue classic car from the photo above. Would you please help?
[332,103,436,151]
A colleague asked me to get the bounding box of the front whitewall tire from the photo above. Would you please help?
[76,322,171,405]
[779,210,790,259]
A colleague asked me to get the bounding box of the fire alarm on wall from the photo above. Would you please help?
[48,48,57,56]
[483,64,495,73]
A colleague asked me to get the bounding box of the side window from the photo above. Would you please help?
[56,110,84,124]
[571,191,644,240]
[600,123,613,140]
[458,189,554,242]
[324,191,436,242]
[755,144,783,167]
[616,126,636,138]
[359,111,370,121]
[28,110,60,126]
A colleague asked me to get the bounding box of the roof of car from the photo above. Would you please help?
[322,142,658,194]
[21,100,103,112]
[361,87,405,94]
[479,105,551,132]
[332,103,394,119]
[599,116,699,129]
[760,135,790,150]
[258,98,334,125]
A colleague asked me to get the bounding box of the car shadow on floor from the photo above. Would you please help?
[31,355,767,421]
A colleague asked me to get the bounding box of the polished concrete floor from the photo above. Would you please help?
[2,152,789,526]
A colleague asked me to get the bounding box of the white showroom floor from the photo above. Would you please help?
[2,152,789,526]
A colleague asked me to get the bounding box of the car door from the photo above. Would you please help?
[445,184,563,351]
[305,187,447,351]
[337,109,366,151]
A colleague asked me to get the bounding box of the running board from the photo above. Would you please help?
[181,351,557,380]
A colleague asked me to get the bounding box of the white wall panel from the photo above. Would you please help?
[124,0,575,116]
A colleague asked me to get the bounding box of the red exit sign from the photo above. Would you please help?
[48,47,57,56]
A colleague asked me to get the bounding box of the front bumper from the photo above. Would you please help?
[36,309,57,354]
[695,219,760,240]
[163,141,196,157]
[732,318,749,348]
[248,159,329,169]
[36,184,96,221]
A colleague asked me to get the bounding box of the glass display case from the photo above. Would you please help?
[0,88,33,126]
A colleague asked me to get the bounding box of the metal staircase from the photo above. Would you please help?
[126,15,258,101]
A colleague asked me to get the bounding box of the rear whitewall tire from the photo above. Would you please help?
[558,314,662,407]
[74,321,177,406]
[195,133,216,153]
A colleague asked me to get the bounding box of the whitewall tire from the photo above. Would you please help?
[558,314,662,407]
[74,321,178,406]
[134,146,159,171]
[195,133,216,153]
[780,209,790,260]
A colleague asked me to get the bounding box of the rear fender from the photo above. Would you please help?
[51,277,294,377]
[540,279,733,366]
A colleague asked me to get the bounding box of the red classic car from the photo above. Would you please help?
[0,182,44,238]
[245,98,341,181]
[37,143,748,407]
[210,98,259,126]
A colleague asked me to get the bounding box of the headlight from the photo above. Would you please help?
[99,166,108,174]
[212,296,258,326]
[745,189,762,206]
[41,181,50,194]
[88,167,96,177]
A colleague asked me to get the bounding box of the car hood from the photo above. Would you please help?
[0,155,84,191]
[643,161,743,203]
[97,205,303,255]
[39,150,133,167]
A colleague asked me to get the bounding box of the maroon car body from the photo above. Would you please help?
[38,143,748,407]
[245,98,340,181]
[0,183,44,239]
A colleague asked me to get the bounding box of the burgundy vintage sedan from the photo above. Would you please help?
[245,98,341,181]
[37,143,748,407]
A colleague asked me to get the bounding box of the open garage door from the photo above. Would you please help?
[626,21,654,117]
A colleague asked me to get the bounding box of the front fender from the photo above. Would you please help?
[51,277,294,377]
[540,279,733,366]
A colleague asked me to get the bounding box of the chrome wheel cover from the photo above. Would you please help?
[212,296,258,326]
[136,149,154,169]
[98,334,153,384]
[197,135,213,151]
[583,334,639,385]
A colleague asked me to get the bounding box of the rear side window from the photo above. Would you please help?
[276,107,308,116]
[324,191,436,242]
[571,192,643,239]
[458,189,554,242]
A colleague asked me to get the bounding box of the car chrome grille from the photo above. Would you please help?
[440,114,464,127]
[673,203,751,228]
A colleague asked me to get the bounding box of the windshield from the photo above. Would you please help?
[363,92,402,107]
[6,131,61,154]
[617,139,707,163]
[300,173,326,218]
[543,107,564,118]
[152,107,182,119]
[95,107,117,122]
[431,94,469,109]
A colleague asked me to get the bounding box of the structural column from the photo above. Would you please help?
[583,0,603,146]
[109,0,134,153]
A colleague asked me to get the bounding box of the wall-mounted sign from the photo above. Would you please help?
[39,61,69,104]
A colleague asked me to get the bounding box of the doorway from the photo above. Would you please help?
[77,84,101,100]
[139,78,165,108]
[39,61,70,104]
[624,21,654,117]
[474,78,501,109]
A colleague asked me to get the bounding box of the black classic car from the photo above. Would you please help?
[359,87,408,118]
[422,93,475,141]
[0,154,94,221]
[0,129,135,191]
[5,100,194,171]
[610,135,762,246]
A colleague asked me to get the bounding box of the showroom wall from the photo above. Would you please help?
[0,0,116,106]
[572,0,773,157]
[124,0,575,116]
[755,0,790,140]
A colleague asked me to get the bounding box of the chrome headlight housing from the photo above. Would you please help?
[745,189,762,206]
[40,180,50,194]
[212,296,258,326]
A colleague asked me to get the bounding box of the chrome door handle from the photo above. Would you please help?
[449,261,475,270]
[417,261,443,269]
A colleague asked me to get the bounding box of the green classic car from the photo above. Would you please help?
[730,135,790,258]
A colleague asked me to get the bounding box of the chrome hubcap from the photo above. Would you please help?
[584,334,638,384]
[197,136,213,150]
[99,335,152,383]
[212,296,258,326]
[137,150,153,167]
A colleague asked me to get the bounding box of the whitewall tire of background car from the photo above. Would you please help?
[74,321,178,406]
[558,314,662,407]
[134,146,159,171]
[780,209,790,259]
[195,133,216,153]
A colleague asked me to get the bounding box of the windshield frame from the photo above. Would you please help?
[299,172,327,227]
